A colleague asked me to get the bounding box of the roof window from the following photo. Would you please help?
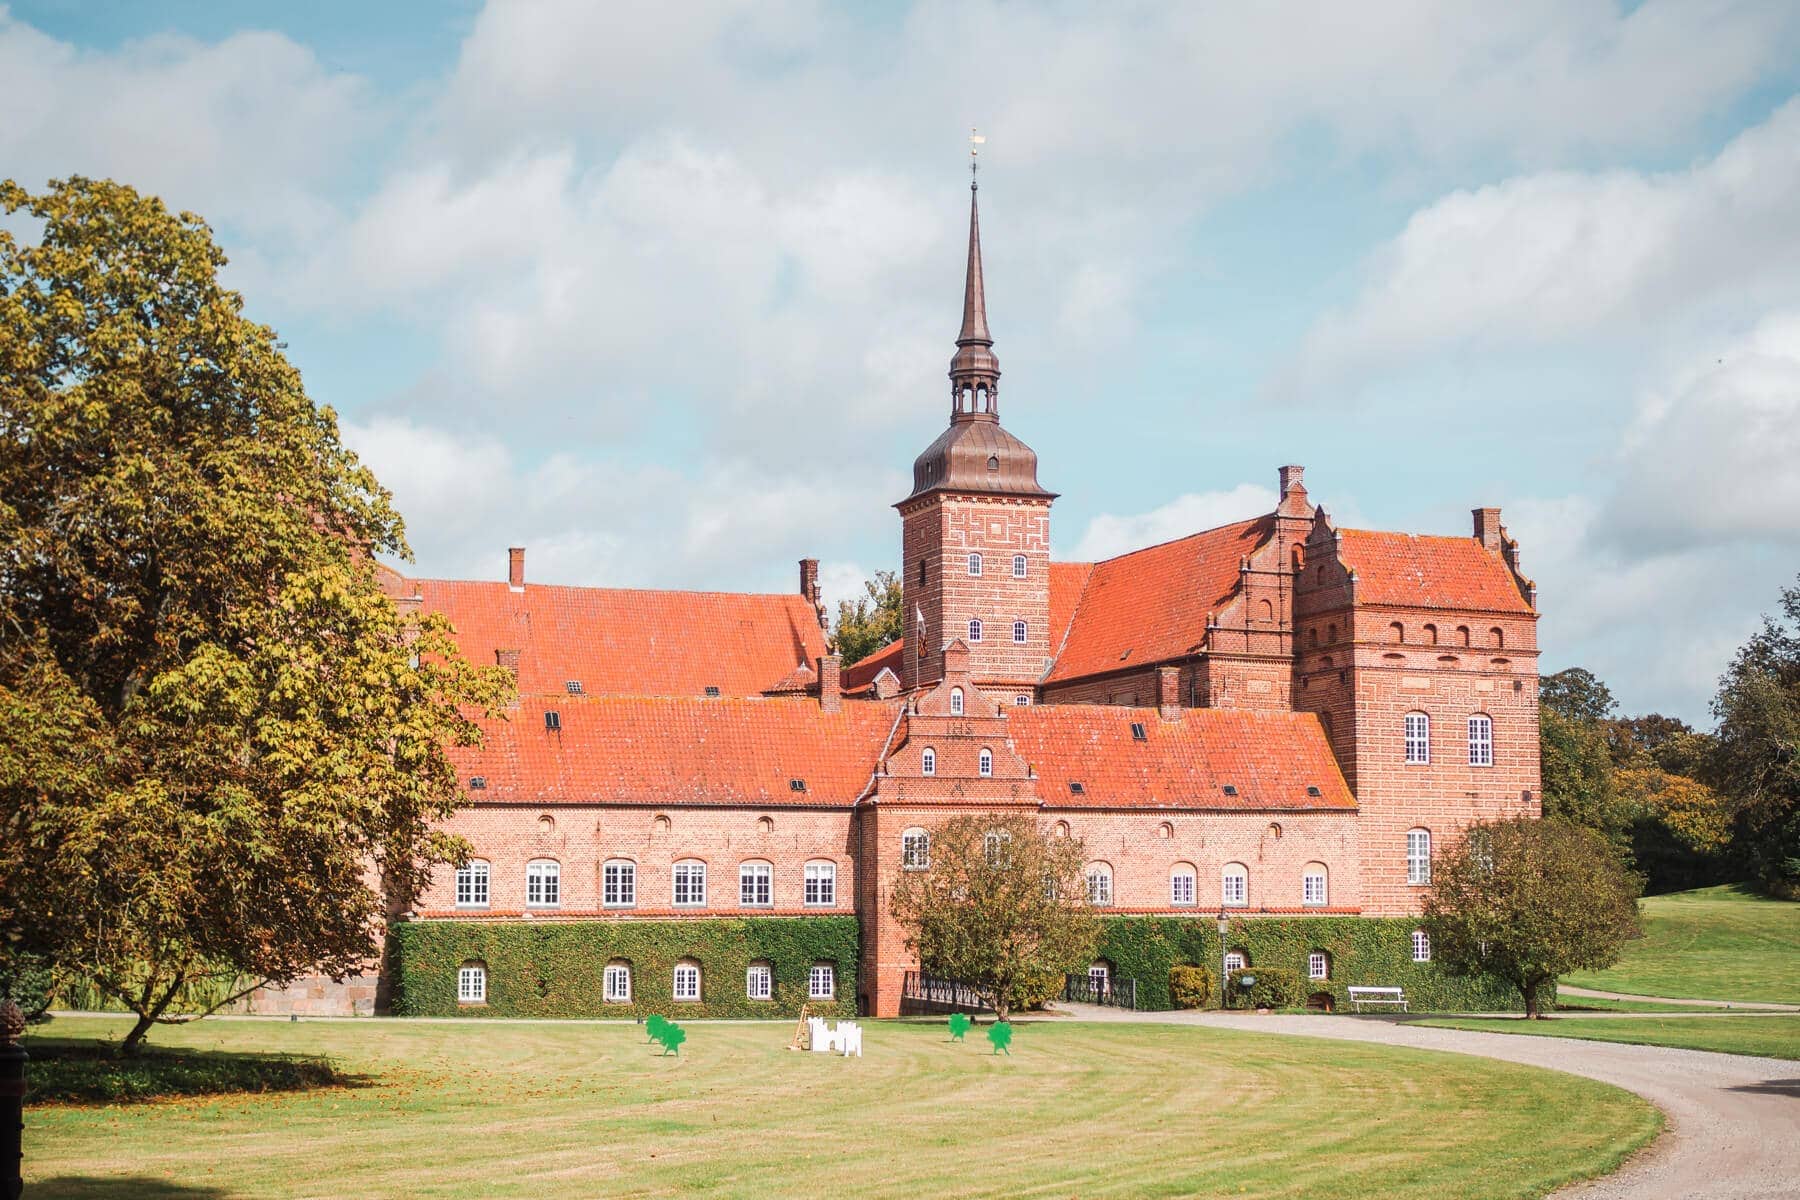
[1307,786,1322,797]
[705,686,722,698]
[1130,722,1147,741]
[544,711,562,732]
[566,680,583,694]
[468,776,487,790]
[1221,784,1238,796]
[789,779,807,793]
[1069,781,1086,795]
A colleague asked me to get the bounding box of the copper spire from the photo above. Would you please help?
[949,147,1000,421]
[958,183,992,345]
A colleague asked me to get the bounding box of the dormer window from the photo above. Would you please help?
[967,553,983,576]
[987,455,999,472]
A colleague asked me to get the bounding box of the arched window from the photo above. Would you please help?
[525,859,560,908]
[1012,554,1027,578]
[1411,929,1432,962]
[673,859,707,908]
[1222,863,1248,907]
[803,860,836,907]
[1490,626,1505,649]
[921,746,936,776]
[1423,623,1439,645]
[745,961,772,1001]
[1012,619,1027,644]
[1258,598,1273,622]
[673,960,701,1002]
[1085,862,1113,906]
[455,860,490,908]
[1170,863,1197,906]
[1052,820,1070,839]
[949,687,964,716]
[1456,625,1471,647]
[739,860,773,907]
[458,962,487,1004]
[1389,621,1405,643]
[1309,950,1331,980]
[1406,829,1432,885]
[979,747,993,777]
[1014,694,1031,706]
[968,618,983,643]
[1468,714,1494,767]
[809,962,836,999]
[1302,864,1328,907]
[1326,623,1338,644]
[967,552,983,577]
[602,859,637,908]
[901,828,930,870]
[1308,628,1319,648]
[1404,712,1430,763]
[1223,949,1248,972]
[603,960,632,1003]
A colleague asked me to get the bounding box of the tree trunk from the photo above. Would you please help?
[119,1011,157,1055]
[1523,975,1545,1019]
[117,969,185,1055]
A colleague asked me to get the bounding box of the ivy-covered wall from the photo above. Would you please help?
[1094,916,1524,1012]
[389,917,859,1020]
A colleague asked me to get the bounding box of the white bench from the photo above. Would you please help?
[1347,986,1407,1013]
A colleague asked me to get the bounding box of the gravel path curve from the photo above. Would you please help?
[1557,984,1800,1011]
[1058,1004,1799,1199]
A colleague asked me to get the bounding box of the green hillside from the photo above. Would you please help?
[1564,885,1800,1004]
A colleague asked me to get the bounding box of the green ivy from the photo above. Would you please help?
[389,917,860,1020]
[1093,916,1523,1012]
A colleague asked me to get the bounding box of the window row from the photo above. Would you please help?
[963,618,1029,644]
[964,553,1030,579]
[456,960,839,1005]
[1311,622,1503,649]
[1402,712,1494,766]
[917,747,995,778]
[1200,929,1431,984]
[1071,860,1331,909]
[454,859,837,910]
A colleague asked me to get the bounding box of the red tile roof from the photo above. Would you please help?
[1336,530,1533,614]
[455,696,903,807]
[841,638,905,694]
[1007,706,1353,811]
[1045,516,1271,682]
[383,574,829,697]
[1047,561,1093,658]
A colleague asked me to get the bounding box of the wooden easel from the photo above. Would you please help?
[787,1003,813,1050]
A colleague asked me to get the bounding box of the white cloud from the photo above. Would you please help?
[1069,484,1278,561]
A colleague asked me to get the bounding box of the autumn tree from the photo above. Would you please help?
[0,178,511,1052]
[889,813,1098,1019]
[830,569,902,667]
[1424,818,1642,1017]
[1711,575,1800,898]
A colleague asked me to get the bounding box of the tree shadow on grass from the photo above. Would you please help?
[30,1177,233,1199]
[23,1036,373,1106]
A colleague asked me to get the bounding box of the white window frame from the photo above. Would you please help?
[949,688,964,716]
[602,859,637,908]
[984,830,1011,865]
[455,860,490,908]
[1404,711,1431,764]
[739,860,772,908]
[1309,951,1329,980]
[1014,694,1031,706]
[979,748,993,777]
[967,552,983,576]
[1412,929,1432,962]
[968,618,983,643]
[1302,871,1327,907]
[1223,950,1246,972]
[1085,864,1113,906]
[1222,864,1248,908]
[673,962,701,1002]
[1406,829,1432,886]
[1012,554,1027,578]
[603,962,631,1003]
[1170,867,1197,907]
[809,963,835,999]
[458,964,486,1003]
[746,963,772,1000]
[1468,714,1494,767]
[804,861,836,907]
[673,860,707,908]
[1012,619,1027,644]
[921,746,936,776]
[1088,962,1110,992]
[901,829,930,871]
[525,859,560,908]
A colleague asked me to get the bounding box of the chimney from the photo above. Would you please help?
[495,648,520,678]
[799,558,826,629]
[816,653,842,714]
[1472,508,1503,552]
[1157,665,1183,721]
[508,547,526,590]
[943,639,971,678]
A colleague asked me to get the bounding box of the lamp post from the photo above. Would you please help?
[1215,911,1230,1011]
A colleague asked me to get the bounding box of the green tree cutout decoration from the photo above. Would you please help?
[947,1012,972,1041]
[656,1023,687,1056]
[986,1020,1013,1056]
[645,1015,668,1044]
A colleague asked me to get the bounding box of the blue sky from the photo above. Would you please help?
[7,1,1800,724]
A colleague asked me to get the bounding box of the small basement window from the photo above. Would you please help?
[789,778,807,793]
[1130,722,1147,741]
[544,711,561,731]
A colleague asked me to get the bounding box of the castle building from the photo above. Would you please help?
[365,176,1540,1020]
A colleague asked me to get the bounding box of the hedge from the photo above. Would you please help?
[1093,916,1525,1012]
[389,917,859,1020]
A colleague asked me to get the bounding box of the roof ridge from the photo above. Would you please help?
[406,576,813,602]
[1085,511,1271,568]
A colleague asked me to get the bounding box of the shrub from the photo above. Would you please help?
[0,952,57,1023]
[1009,965,1066,1012]
[1225,965,1301,1010]
[1168,964,1214,1009]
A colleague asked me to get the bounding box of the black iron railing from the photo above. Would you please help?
[900,971,995,1015]
[1063,974,1138,1009]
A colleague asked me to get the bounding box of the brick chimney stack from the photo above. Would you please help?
[816,653,842,713]
[1472,508,1503,552]
[495,648,520,678]
[799,558,826,629]
[1157,665,1183,721]
[508,547,526,590]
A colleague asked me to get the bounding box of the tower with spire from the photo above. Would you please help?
[897,162,1055,694]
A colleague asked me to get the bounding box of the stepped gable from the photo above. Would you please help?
[1007,706,1353,811]
[453,695,902,807]
[1334,529,1535,613]
[1045,515,1272,683]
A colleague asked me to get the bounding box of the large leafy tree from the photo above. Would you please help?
[830,569,902,667]
[1424,818,1642,1017]
[0,178,510,1051]
[889,813,1098,1019]
[1711,575,1800,898]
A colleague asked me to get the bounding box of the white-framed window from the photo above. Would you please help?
[949,687,964,716]
[809,963,835,999]
[921,746,936,776]
[1088,962,1110,992]
[967,552,983,577]
[804,860,836,907]
[603,962,631,1003]
[1222,863,1248,907]
[979,747,993,777]
[455,860,490,908]
[1224,950,1247,972]
[673,961,701,1001]
[901,828,930,870]
[1468,714,1494,766]
[1404,711,1431,763]
[673,860,707,908]
[984,829,1011,865]
[1406,829,1432,885]
[1012,554,1027,578]
[1170,865,1197,906]
[525,859,560,908]
[746,962,772,1000]
[458,963,486,1003]
[1309,951,1330,980]
[1412,929,1432,962]
[739,860,772,907]
[602,859,637,907]
[1012,620,1027,644]
[1014,694,1031,706]
[1085,863,1113,906]
[968,618,983,643]
[1302,868,1327,907]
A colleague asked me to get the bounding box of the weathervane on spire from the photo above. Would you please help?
[969,127,985,189]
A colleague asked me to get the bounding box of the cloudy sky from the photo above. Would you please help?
[7,1,1800,724]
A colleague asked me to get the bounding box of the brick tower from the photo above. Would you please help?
[898,174,1055,697]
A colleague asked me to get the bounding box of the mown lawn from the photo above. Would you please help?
[1419,1015,1800,1061]
[25,1015,1658,1200]
[1564,884,1800,1004]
